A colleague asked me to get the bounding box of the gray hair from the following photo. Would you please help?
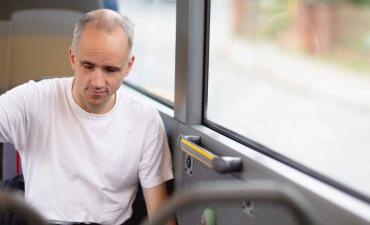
[72,9,134,54]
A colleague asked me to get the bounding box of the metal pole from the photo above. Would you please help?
[141,180,319,225]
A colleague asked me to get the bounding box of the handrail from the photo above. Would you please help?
[140,180,320,225]
[178,135,242,173]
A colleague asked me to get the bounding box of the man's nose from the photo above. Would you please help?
[90,69,105,88]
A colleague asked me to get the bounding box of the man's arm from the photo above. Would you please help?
[0,81,38,146]
[143,183,177,225]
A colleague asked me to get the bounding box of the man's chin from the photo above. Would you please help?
[83,94,114,110]
[87,99,105,106]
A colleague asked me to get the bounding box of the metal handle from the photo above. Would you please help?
[178,135,242,173]
[140,180,319,225]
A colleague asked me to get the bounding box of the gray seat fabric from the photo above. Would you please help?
[0,0,103,20]
[9,9,83,87]
[0,20,11,92]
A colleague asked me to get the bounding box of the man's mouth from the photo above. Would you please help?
[90,90,107,97]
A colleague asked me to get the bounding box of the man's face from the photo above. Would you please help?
[69,24,134,114]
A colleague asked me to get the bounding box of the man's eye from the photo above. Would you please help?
[105,67,119,73]
[83,64,94,70]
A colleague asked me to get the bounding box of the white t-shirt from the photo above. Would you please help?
[0,77,174,225]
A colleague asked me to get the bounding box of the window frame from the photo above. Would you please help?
[119,0,370,212]
[201,0,370,204]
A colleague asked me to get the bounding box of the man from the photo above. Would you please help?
[0,9,175,225]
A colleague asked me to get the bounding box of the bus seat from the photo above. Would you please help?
[0,0,103,20]
[9,9,83,88]
[0,20,11,93]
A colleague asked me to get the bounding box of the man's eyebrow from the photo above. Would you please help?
[104,65,122,71]
[79,60,95,65]
[79,60,121,70]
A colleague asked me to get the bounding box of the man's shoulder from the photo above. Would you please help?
[31,76,72,93]
[35,76,72,87]
[3,76,71,98]
[117,86,159,117]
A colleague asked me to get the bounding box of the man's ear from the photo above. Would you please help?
[125,56,135,76]
[69,47,76,71]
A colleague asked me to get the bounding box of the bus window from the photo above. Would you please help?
[206,0,370,199]
[118,0,176,105]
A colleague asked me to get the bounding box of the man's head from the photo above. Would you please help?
[71,9,134,55]
[69,9,135,114]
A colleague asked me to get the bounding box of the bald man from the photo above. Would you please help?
[0,9,175,225]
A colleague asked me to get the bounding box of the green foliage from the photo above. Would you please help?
[260,0,292,39]
[347,0,370,5]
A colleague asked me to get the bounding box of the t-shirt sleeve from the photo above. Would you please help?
[138,110,174,188]
[0,81,38,151]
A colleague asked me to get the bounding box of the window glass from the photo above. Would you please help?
[118,0,176,103]
[207,0,370,197]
